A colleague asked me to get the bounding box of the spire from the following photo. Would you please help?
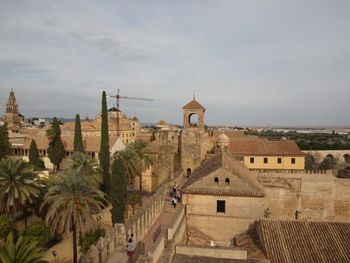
[193,89,196,100]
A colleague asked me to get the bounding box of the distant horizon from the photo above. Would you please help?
[12,115,350,129]
[1,1,349,126]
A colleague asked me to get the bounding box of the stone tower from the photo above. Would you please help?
[181,96,206,176]
[4,89,21,132]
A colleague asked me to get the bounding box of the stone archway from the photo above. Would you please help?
[188,113,199,127]
[344,154,350,164]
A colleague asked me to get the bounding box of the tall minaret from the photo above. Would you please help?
[4,89,21,132]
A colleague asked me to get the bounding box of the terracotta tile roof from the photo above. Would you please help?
[22,134,118,153]
[183,153,264,198]
[230,139,304,156]
[182,99,205,110]
[258,219,350,263]
[61,121,99,131]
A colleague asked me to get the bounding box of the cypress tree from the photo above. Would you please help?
[99,91,110,194]
[29,140,39,166]
[0,124,10,159]
[73,114,84,153]
[47,117,65,171]
[110,156,126,224]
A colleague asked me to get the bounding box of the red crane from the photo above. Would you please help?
[107,89,152,137]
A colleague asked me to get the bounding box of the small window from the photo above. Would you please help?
[214,177,219,184]
[225,178,230,185]
[291,158,296,164]
[217,200,226,213]
[264,157,268,164]
[277,157,282,164]
[250,157,254,163]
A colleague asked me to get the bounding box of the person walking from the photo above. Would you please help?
[176,189,181,203]
[171,196,177,208]
[126,236,136,263]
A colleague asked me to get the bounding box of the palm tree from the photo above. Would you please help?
[0,233,47,263]
[130,140,153,194]
[41,169,107,263]
[114,149,138,187]
[0,159,43,232]
[65,152,102,187]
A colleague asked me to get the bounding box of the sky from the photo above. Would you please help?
[0,0,349,126]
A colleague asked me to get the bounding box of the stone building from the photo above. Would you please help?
[3,89,23,132]
[60,107,141,145]
[179,97,305,174]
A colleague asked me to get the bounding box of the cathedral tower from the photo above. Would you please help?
[181,96,206,176]
[4,89,21,132]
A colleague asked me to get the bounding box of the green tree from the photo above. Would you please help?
[46,117,65,171]
[73,114,84,153]
[29,140,45,171]
[129,191,141,215]
[110,156,127,224]
[42,167,107,263]
[0,159,43,232]
[28,140,40,169]
[65,152,102,187]
[130,140,153,194]
[0,233,48,263]
[115,149,138,186]
[0,124,10,159]
[99,91,110,194]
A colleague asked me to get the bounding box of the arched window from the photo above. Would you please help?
[344,154,350,164]
[186,168,191,177]
[225,178,230,185]
[214,177,219,184]
[189,113,199,127]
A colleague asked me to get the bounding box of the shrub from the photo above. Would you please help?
[0,215,9,240]
[24,221,50,246]
[80,227,106,253]
[35,159,46,171]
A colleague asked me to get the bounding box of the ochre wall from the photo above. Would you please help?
[183,194,265,241]
[243,156,305,170]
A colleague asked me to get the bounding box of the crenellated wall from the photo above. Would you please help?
[79,183,167,263]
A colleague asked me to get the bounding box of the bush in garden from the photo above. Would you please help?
[24,221,51,246]
[80,227,106,253]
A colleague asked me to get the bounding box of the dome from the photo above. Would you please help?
[217,133,230,148]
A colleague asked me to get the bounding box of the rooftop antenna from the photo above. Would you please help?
[107,89,152,137]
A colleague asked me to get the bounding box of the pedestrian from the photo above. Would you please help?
[172,182,177,196]
[171,196,177,208]
[126,237,136,263]
[176,189,181,203]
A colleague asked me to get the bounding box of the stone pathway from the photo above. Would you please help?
[105,197,183,263]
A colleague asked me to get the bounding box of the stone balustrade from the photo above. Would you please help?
[79,183,168,263]
[251,169,332,174]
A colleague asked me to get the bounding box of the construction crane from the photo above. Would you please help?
[107,89,153,137]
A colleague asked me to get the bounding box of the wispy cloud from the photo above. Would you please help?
[0,0,349,126]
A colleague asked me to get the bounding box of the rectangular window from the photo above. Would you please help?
[250,157,254,163]
[264,157,268,164]
[291,158,296,164]
[277,157,282,164]
[217,200,226,213]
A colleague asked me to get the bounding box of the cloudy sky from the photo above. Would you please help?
[0,1,349,126]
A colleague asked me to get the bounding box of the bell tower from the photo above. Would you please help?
[181,95,206,176]
[4,89,21,133]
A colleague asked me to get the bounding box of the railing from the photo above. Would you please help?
[250,169,331,174]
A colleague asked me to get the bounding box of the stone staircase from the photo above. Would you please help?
[163,198,183,213]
